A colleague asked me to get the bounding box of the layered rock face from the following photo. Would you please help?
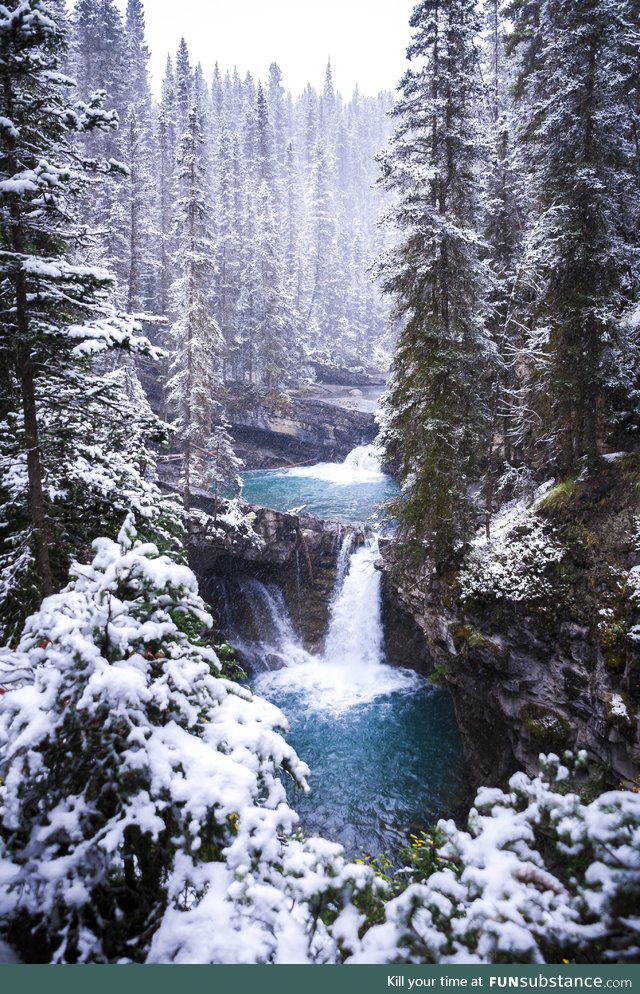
[380,455,640,791]
[223,386,378,468]
[185,491,367,650]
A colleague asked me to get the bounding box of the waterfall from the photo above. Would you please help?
[286,443,386,485]
[324,536,383,670]
[341,444,384,476]
[332,529,356,602]
[228,532,417,712]
[229,579,311,672]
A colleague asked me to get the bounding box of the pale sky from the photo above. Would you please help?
[112,0,416,98]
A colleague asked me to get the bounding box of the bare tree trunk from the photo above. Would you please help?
[16,338,54,598]
[183,437,191,512]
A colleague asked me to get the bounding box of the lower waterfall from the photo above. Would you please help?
[246,534,420,712]
[222,444,464,855]
[222,531,464,856]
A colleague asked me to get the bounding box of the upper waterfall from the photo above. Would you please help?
[287,443,386,485]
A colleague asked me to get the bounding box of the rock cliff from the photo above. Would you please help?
[223,385,378,468]
[185,490,367,650]
[381,454,640,792]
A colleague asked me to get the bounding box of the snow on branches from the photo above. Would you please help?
[0,516,375,963]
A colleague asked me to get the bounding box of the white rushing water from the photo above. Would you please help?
[324,538,384,669]
[231,579,311,672]
[228,446,463,856]
[251,531,420,713]
[286,443,387,486]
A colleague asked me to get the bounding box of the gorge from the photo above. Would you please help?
[184,399,640,846]
[188,444,465,856]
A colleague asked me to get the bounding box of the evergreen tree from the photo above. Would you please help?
[212,124,244,377]
[507,0,640,468]
[167,107,236,509]
[70,0,130,294]
[255,82,275,191]
[379,0,496,563]
[253,181,297,387]
[0,0,155,614]
[124,0,152,115]
[174,37,193,121]
[267,62,287,171]
[156,56,177,316]
[122,0,157,315]
[479,0,524,512]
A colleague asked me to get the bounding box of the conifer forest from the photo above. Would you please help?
[0,0,640,967]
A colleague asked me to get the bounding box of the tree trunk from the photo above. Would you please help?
[16,340,54,598]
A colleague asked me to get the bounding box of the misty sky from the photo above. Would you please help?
[109,0,415,98]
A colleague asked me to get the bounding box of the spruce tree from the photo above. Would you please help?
[507,0,640,468]
[379,0,496,563]
[167,107,236,509]
[0,0,156,615]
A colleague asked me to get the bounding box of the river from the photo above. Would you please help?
[230,445,464,858]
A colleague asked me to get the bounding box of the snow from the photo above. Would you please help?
[0,177,38,194]
[0,517,375,963]
[1,520,640,964]
[0,117,19,138]
[609,693,628,719]
[0,939,19,963]
[460,504,564,606]
[350,756,640,964]
[625,521,640,640]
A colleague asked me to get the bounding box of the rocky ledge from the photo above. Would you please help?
[185,490,367,650]
[380,455,640,792]
[223,385,378,468]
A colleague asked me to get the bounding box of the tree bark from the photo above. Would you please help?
[16,337,54,598]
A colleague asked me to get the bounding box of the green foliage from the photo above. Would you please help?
[352,753,640,964]
[213,641,247,682]
[535,475,581,511]
[521,703,573,750]
[395,830,457,885]
[428,662,449,686]
[379,0,497,567]
[449,623,489,651]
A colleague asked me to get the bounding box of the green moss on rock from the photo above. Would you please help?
[521,703,573,749]
[450,622,489,650]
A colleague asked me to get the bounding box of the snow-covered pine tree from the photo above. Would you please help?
[0,359,178,644]
[210,61,224,138]
[124,0,152,114]
[70,0,128,141]
[122,106,154,313]
[379,0,496,563]
[121,0,157,317]
[507,0,640,469]
[255,82,276,192]
[350,754,640,964]
[253,180,298,388]
[156,56,177,317]
[174,36,193,121]
[303,136,340,358]
[267,62,288,174]
[167,105,238,509]
[70,0,131,295]
[0,0,158,615]
[0,514,376,963]
[478,0,525,516]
